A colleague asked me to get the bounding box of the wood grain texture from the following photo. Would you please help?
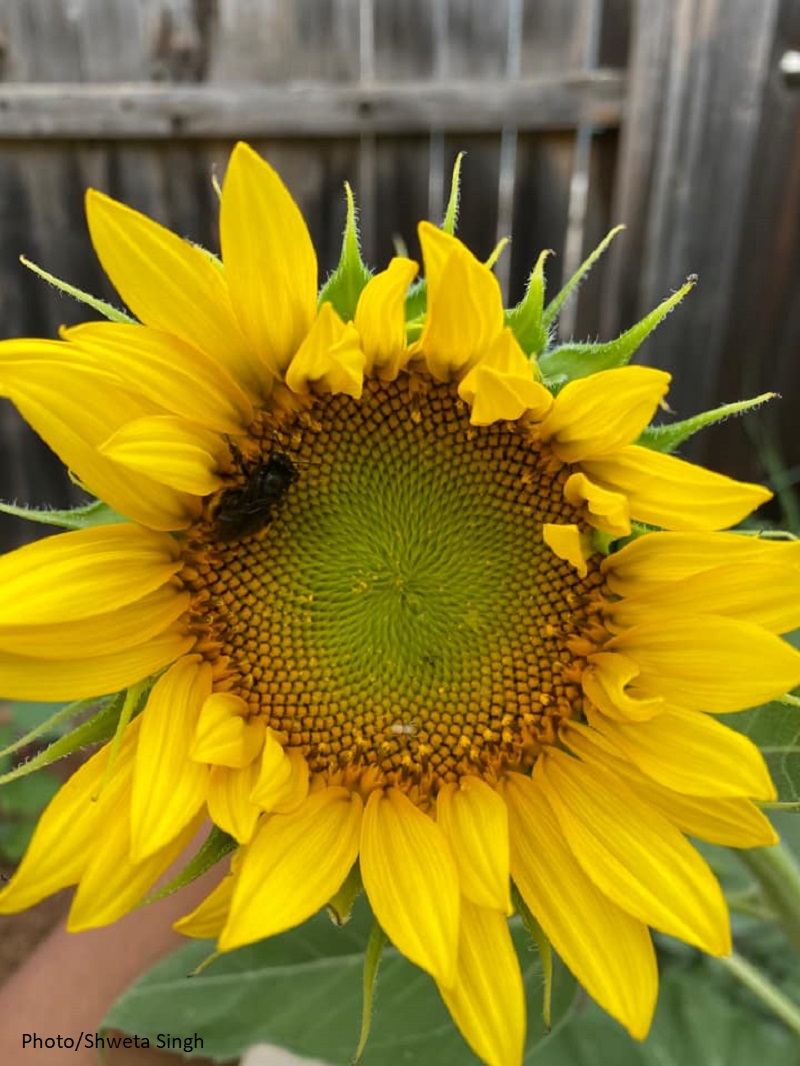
[0,0,796,549]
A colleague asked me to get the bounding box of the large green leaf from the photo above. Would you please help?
[103,902,576,1064]
[531,967,799,1066]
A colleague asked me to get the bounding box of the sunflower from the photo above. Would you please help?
[1,142,799,1066]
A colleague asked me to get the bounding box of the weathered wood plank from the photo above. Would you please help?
[0,73,625,138]
[601,0,781,457]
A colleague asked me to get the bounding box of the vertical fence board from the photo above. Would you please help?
[603,0,782,469]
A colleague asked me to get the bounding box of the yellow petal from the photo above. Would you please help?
[603,530,800,598]
[436,777,511,913]
[458,328,553,425]
[539,749,731,955]
[64,322,253,434]
[249,730,309,814]
[0,631,194,700]
[503,771,658,1040]
[84,188,263,397]
[174,867,236,939]
[191,692,266,767]
[566,726,779,849]
[69,811,204,931]
[608,616,800,712]
[208,763,263,844]
[414,223,504,380]
[0,524,182,625]
[361,787,460,988]
[355,257,418,378]
[540,367,671,462]
[131,656,212,861]
[284,302,365,398]
[563,472,631,537]
[582,652,664,721]
[438,899,525,1066]
[571,709,775,800]
[0,352,196,529]
[0,584,189,659]
[219,787,362,951]
[100,415,225,496]
[609,562,800,635]
[582,445,772,530]
[0,719,140,912]
[220,142,317,377]
[542,523,593,578]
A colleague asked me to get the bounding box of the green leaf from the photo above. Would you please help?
[0,697,102,758]
[505,249,552,358]
[721,700,800,805]
[531,966,800,1066]
[0,498,126,530]
[145,826,237,904]
[639,393,777,453]
[318,183,372,322]
[20,255,134,323]
[0,692,123,786]
[103,902,576,1064]
[541,225,625,332]
[539,278,695,382]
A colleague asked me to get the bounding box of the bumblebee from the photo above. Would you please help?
[213,452,297,542]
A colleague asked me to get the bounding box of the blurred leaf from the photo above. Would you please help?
[531,967,799,1066]
[0,762,60,861]
[104,901,576,1064]
[720,701,800,804]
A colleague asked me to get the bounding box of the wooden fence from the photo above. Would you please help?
[0,0,797,550]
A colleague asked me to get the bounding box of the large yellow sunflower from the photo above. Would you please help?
[1,142,799,1066]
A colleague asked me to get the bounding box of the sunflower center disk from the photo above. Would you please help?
[186,376,604,802]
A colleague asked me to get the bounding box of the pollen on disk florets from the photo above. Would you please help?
[180,371,607,805]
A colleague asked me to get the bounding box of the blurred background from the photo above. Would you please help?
[0,0,798,551]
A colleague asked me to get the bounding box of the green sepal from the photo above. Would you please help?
[405,280,427,338]
[318,182,372,322]
[505,248,553,358]
[0,696,101,760]
[144,825,237,905]
[513,884,553,1031]
[539,277,695,382]
[0,497,126,531]
[442,152,465,236]
[591,529,618,556]
[20,255,134,323]
[327,861,362,926]
[353,914,388,1064]
[541,225,625,331]
[639,393,777,453]
[0,691,125,787]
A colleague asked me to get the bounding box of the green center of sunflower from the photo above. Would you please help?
[184,374,604,802]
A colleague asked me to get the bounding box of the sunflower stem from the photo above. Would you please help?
[737,843,800,951]
[717,951,800,1038]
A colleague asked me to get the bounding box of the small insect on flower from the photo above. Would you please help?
[214,452,298,541]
